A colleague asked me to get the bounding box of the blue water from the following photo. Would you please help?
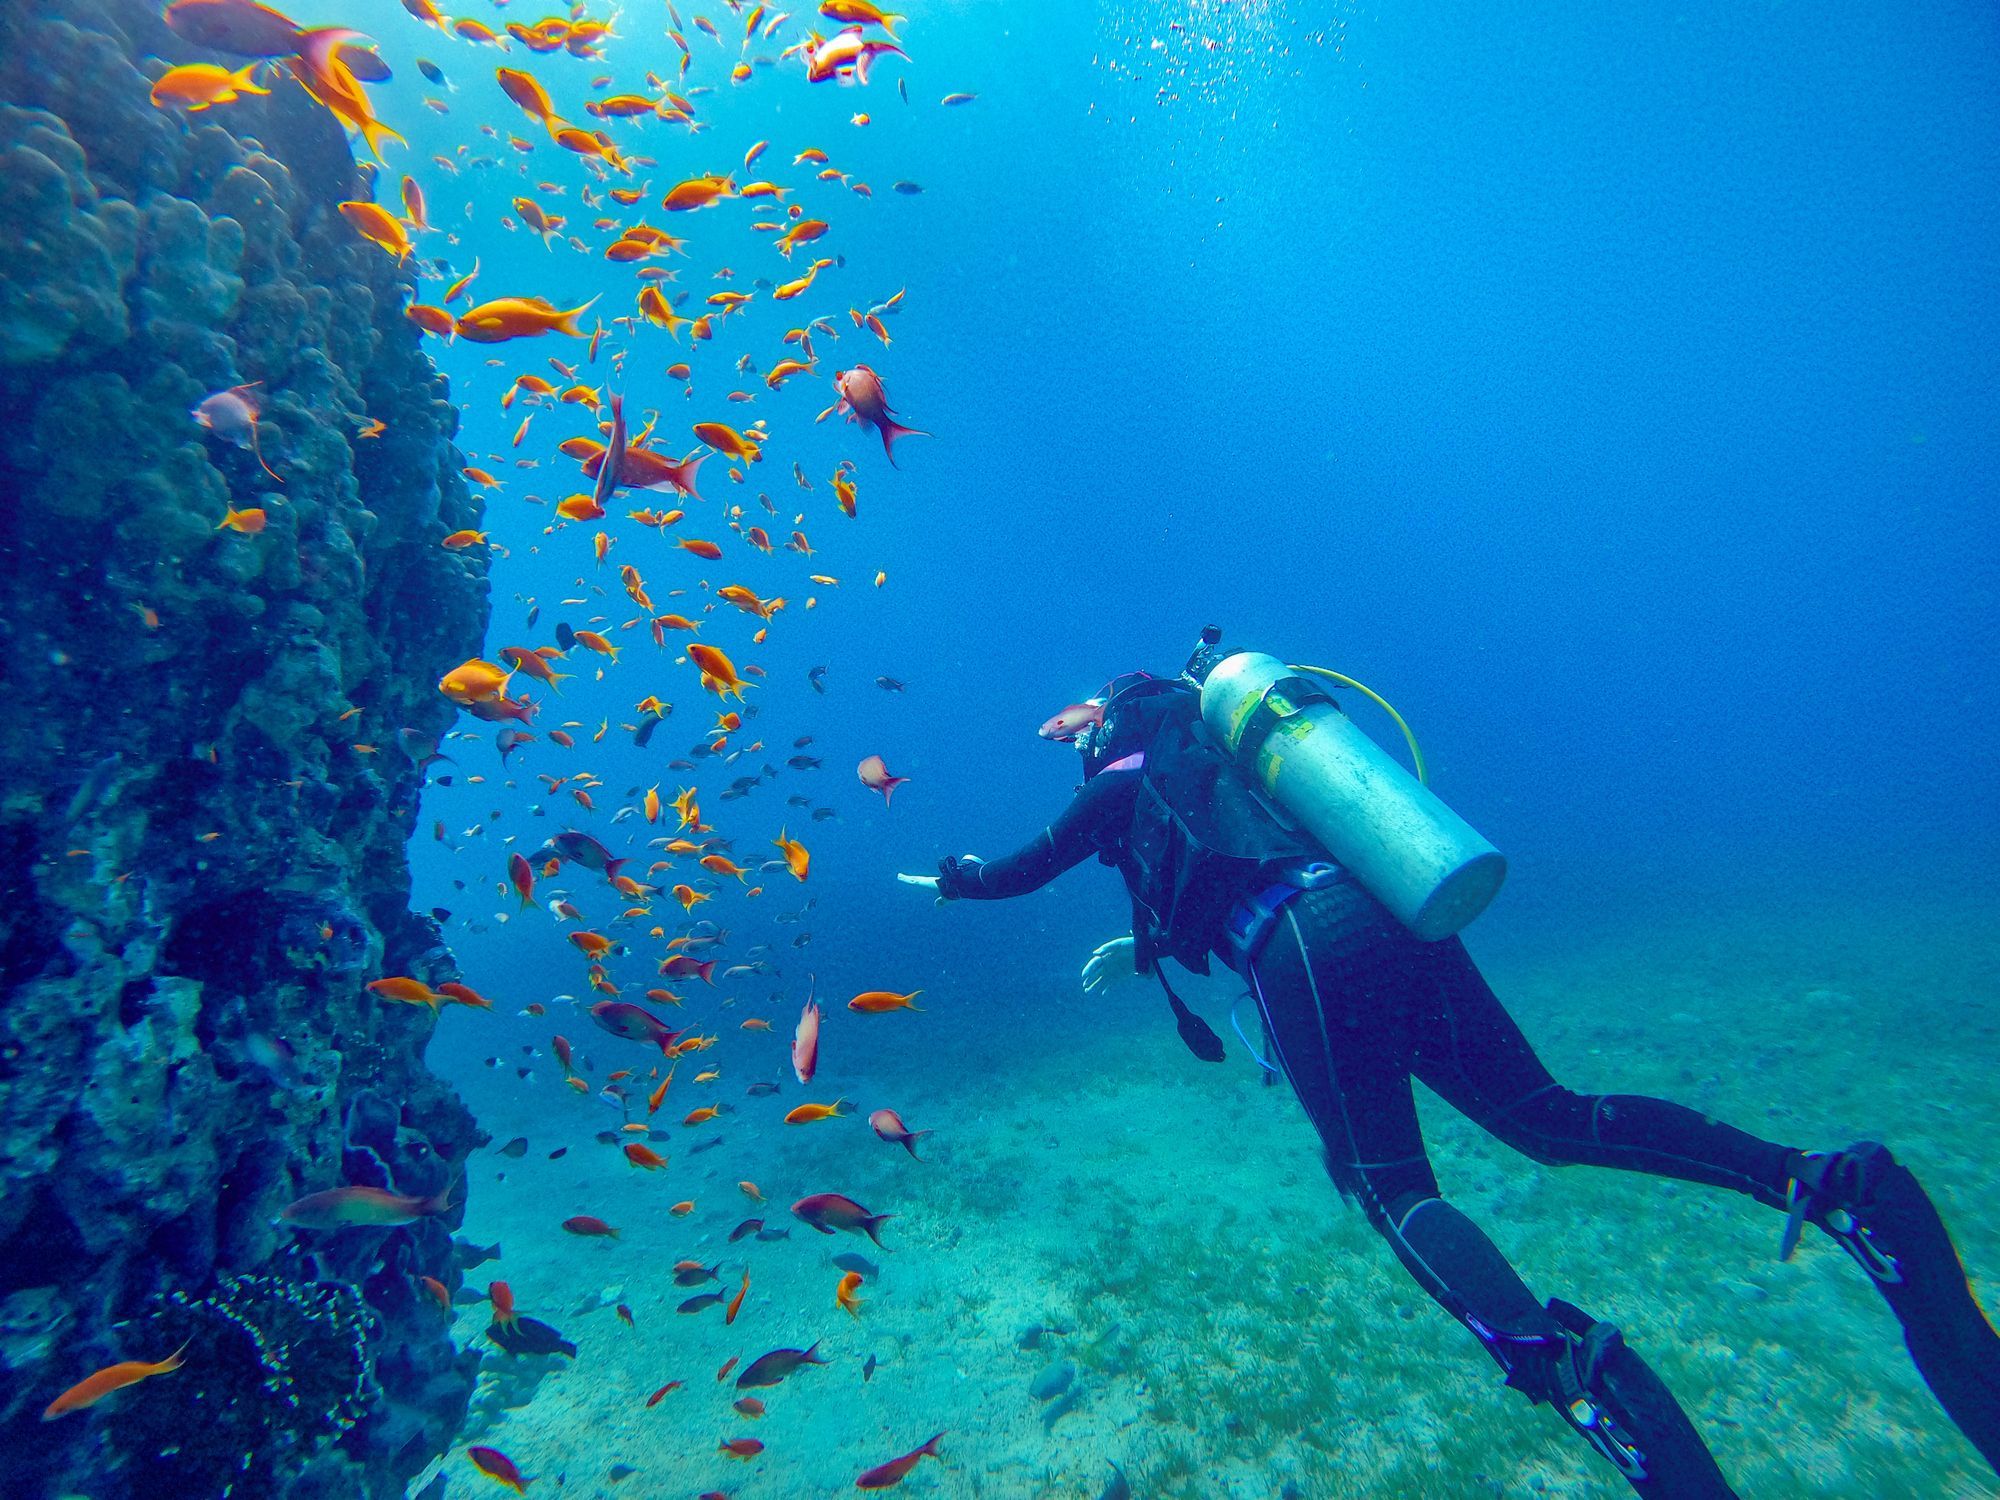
[341,0,2000,1492]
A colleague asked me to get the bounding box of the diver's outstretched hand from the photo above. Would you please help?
[896,871,947,908]
[1082,935,1139,994]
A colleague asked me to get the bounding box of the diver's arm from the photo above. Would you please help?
[933,769,1140,901]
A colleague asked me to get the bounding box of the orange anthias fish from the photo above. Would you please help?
[624,1141,668,1169]
[784,1098,848,1125]
[42,1342,189,1420]
[149,60,271,111]
[686,644,747,700]
[456,295,600,343]
[772,828,809,881]
[836,1269,864,1317]
[848,989,923,1014]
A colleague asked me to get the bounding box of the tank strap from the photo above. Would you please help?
[1221,860,1347,975]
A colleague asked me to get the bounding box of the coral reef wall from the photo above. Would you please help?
[0,2,490,1494]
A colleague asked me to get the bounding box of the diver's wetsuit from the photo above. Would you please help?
[938,760,2000,1496]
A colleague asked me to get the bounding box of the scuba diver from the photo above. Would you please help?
[895,627,2000,1497]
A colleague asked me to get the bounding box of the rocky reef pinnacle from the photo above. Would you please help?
[0,2,490,1494]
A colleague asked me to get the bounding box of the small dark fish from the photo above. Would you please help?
[729,1218,764,1242]
[792,932,813,947]
[595,1130,621,1146]
[831,1252,879,1282]
[811,807,839,822]
[690,1135,727,1154]
[608,1464,638,1483]
[417,57,447,86]
[674,1262,722,1287]
[736,1341,828,1389]
[892,181,922,195]
[807,665,827,693]
[488,1314,576,1358]
[555,621,577,650]
[453,1238,504,1270]
[863,1353,877,1381]
[786,794,811,807]
[875,676,906,691]
[754,1226,791,1241]
[746,1081,781,1097]
[525,604,539,628]
[497,1137,529,1159]
[668,758,695,770]
[1099,1461,1131,1500]
[548,1147,568,1160]
[786,755,821,770]
[679,1291,728,1313]
[342,45,391,82]
[897,76,907,103]
[634,716,660,749]
[430,906,452,923]
[793,735,813,748]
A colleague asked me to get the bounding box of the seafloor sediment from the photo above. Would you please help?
[428,894,2000,1498]
[0,2,492,1494]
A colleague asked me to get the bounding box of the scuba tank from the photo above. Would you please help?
[1191,632,1506,942]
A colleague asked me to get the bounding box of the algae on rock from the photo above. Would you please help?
[0,2,492,1494]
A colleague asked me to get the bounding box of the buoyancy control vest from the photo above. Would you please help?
[1112,685,1322,976]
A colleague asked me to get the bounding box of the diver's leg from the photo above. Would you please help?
[1413,938,2000,1474]
[1404,936,1796,1204]
[1248,902,1736,1497]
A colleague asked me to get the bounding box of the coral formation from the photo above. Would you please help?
[0,0,490,1494]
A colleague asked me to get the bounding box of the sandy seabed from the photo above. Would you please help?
[420,893,2000,1499]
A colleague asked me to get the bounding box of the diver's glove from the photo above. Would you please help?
[932,853,986,901]
[1081,935,1140,994]
[896,854,983,906]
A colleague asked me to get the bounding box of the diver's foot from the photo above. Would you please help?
[1526,1299,1739,1498]
[1782,1141,2000,1473]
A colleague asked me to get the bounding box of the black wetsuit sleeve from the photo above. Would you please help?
[938,770,1140,900]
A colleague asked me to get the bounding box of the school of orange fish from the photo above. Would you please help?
[53,0,984,1491]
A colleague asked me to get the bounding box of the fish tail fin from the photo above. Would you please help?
[604,856,630,880]
[358,113,406,164]
[158,1338,193,1373]
[293,26,364,79]
[882,775,908,807]
[248,424,284,483]
[861,1213,894,1247]
[879,418,929,467]
[422,1189,456,1216]
[233,61,273,96]
[555,295,602,336]
[920,1432,946,1457]
[902,1130,930,1160]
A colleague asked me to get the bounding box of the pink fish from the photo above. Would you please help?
[1038,702,1104,742]
[869,1108,929,1160]
[805,25,908,85]
[590,1000,683,1054]
[791,1191,892,1245]
[856,754,909,806]
[281,1184,452,1229]
[590,390,626,512]
[192,382,283,482]
[659,953,717,984]
[834,365,928,466]
[792,998,819,1084]
[856,1431,945,1490]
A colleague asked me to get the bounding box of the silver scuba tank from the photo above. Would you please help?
[1198,649,1506,941]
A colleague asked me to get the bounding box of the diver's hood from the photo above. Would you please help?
[1077,671,1187,778]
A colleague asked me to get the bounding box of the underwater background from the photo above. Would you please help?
[1,0,1996,1496]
